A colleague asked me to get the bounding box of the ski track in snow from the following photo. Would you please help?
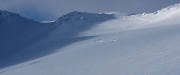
[0,59,45,73]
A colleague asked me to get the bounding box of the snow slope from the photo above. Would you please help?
[0,11,117,69]
[1,3,180,75]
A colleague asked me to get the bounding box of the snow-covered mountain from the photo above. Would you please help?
[0,11,56,66]
[0,10,19,24]
[0,3,180,75]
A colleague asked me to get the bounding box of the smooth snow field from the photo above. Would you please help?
[0,3,180,75]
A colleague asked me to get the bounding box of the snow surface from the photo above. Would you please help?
[1,3,180,75]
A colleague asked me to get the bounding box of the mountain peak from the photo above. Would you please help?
[0,10,19,17]
[55,11,120,25]
[55,11,86,24]
[68,11,82,15]
[155,3,180,14]
[0,10,20,24]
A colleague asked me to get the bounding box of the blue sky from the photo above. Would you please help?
[0,0,180,21]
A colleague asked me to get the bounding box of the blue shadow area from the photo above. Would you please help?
[0,11,116,69]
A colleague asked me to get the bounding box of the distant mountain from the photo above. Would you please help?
[0,10,54,60]
[55,11,120,25]
[0,10,19,24]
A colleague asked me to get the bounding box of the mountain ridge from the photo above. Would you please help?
[1,3,180,25]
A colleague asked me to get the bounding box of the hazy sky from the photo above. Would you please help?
[0,0,180,21]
